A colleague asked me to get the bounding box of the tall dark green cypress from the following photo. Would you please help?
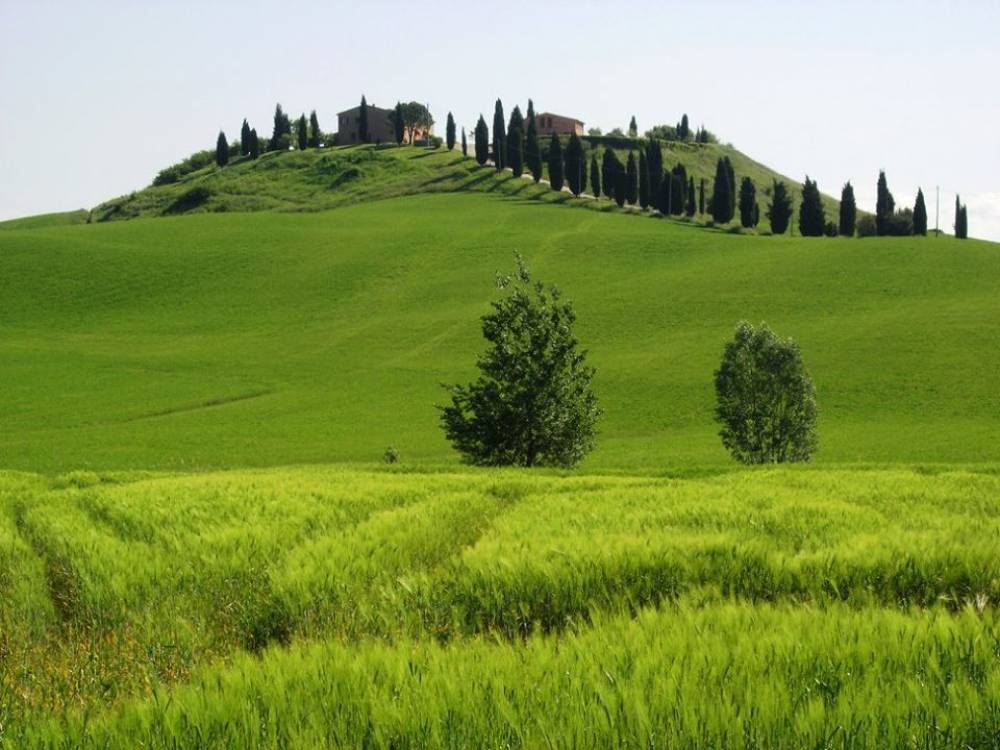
[798,177,826,237]
[309,111,321,147]
[709,157,735,223]
[685,176,696,217]
[508,126,525,178]
[270,103,287,151]
[628,115,638,138]
[248,129,259,159]
[507,106,524,136]
[240,119,251,156]
[393,102,405,144]
[591,154,601,199]
[474,115,489,165]
[955,195,968,239]
[913,188,928,236]
[358,96,370,143]
[461,127,468,158]
[767,180,793,234]
[875,170,894,236]
[670,164,687,215]
[492,99,506,171]
[446,112,456,151]
[638,150,649,209]
[679,114,690,141]
[216,131,229,167]
[739,177,757,228]
[614,168,627,208]
[646,140,662,205]
[625,151,638,205]
[564,132,586,196]
[958,204,968,239]
[525,110,541,181]
[296,114,308,151]
[547,133,564,192]
[698,178,706,214]
[602,149,617,201]
[839,181,857,236]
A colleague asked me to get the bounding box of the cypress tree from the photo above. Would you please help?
[461,127,468,158]
[955,195,968,239]
[638,151,649,209]
[492,99,506,171]
[739,177,757,228]
[698,178,706,214]
[628,115,638,138]
[646,140,662,205]
[508,106,524,136]
[875,170,895,236]
[709,157,735,223]
[446,112,456,151]
[670,164,687,215]
[798,177,826,236]
[686,176,696,217]
[679,114,690,141]
[525,111,541,181]
[839,181,857,236]
[656,171,670,215]
[959,205,968,239]
[474,115,489,165]
[564,131,586,196]
[508,126,525,178]
[625,151,638,205]
[216,131,229,167]
[309,110,321,147]
[591,154,601,199]
[913,188,928,236]
[240,119,251,156]
[358,95,370,143]
[614,168,627,207]
[602,149,617,201]
[296,114,308,151]
[547,133,564,192]
[393,102,405,144]
[767,180,793,234]
[248,129,259,159]
[270,103,287,151]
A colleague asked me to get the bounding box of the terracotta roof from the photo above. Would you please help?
[336,104,393,117]
[537,112,584,125]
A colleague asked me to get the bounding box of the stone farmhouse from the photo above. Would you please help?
[535,112,585,137]
[335,103,433,145]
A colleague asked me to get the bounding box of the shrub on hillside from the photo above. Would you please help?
[887,209,914,236]
[714,321,818,464]
[824,221,838,237]
[151,149,216,186]
[164,186,212,215]
[440,254,601,467]
[856,215,877,237]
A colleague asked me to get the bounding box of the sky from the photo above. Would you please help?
[1,0,998,239]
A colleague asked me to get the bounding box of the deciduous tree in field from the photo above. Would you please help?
[359,95,370,143]
[875,170,894,236]
[474,116,489,165]
[440,254,601,467]
[798,177,826,237]
[913,188,928,236]
[240,119,251,155]
[547,133,564,192]
[309,111,321,147]
[590,154,601,199]
[564,131,586,196]
[446,112,456,151]
[508,125,525,178]
[296,114,308,151]
[739,177,757,228]
[714,321,817,464]
[767,180,793,234]
[839,181,857,236]
[492,99,506,171]
[215,131,229,167]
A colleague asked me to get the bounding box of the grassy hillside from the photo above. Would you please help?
[2,192,998,472]
[85,143,840,223]
[3,466,999,746]
[0,209,89,231]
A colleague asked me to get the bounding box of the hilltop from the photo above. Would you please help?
[2,190,997,473]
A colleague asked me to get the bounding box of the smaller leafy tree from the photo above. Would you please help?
[216,131,229,167]
[440,254,601,467]
[714,321,818,464]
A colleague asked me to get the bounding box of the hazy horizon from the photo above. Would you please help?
[2,0,997,239]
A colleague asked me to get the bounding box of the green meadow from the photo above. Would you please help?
[2,145,999,746]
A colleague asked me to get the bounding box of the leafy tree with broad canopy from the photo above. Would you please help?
[440,254,601,467]
[714,321,818,464]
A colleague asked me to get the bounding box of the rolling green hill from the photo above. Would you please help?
[2,187,997,473]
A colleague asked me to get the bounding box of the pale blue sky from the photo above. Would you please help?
[1,0,997,238]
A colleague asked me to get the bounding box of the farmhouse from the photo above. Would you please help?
[335,103,433,145]
[535,112,585,137]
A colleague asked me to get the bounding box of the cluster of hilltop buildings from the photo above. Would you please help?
[334,103,584,145]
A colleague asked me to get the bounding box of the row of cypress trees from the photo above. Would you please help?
[215,104,325,167]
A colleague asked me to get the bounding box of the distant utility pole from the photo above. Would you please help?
[935,185,940,235]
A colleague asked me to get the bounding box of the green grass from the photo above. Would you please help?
[0,209,89,231]
[2,187,998,473]
[2,466,998,746]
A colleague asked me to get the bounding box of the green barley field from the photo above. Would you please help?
[2,146,1000,746]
